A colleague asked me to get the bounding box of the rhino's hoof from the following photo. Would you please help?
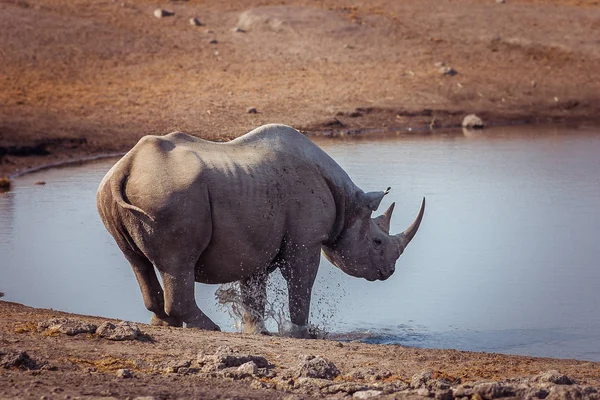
[150,314,183,327]
[242,319,270,335]
[185,319,221,331]
[280,322,310,339]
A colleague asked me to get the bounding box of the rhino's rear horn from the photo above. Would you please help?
[374,202,395,234]
[394,198,425,249]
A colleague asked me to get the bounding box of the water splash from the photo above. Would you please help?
[215,268,341,337]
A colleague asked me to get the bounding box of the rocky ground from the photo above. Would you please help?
[1,0,600,178]
[2,301,600,399]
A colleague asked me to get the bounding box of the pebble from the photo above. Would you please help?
[232,27,245,33]
[208,39,218,44]
[353,390,382,399]
[411,369,433,388]
[116,368,133,378]
[153,9,173,18]
[439,66,457,76]
[236,361,258,376]
[246,107,257,114]
[462,114,484,129]
[189,17,202,26]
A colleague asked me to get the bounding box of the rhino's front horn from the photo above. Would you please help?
[394,198,425,249]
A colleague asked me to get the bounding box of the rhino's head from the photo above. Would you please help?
[322,189,425,282]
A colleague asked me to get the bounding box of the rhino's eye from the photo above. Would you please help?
[373,238,383,248]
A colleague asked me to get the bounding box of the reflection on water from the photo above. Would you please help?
[1,125,599,361]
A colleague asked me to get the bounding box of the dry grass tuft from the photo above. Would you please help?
[14,322,38,334]
[0,177,11,191]
[68,356,138,373]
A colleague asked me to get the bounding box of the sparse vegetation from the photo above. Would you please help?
[0,177,11,192]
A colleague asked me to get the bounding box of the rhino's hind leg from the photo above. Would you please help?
[125,251,183,327]
[240,270,269,335]
[159,266,220,331]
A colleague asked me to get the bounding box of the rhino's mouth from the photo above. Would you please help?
[376,265,395,281]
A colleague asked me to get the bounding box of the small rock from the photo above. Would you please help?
[246,107,257,114]
[439,66,457,76]
[189,17,202,26]
[153,9,173,18]
[96,321,140,341]
[208,39,218,44]
[534,370,574,385]
[295,355,340,380]
[435,389,453,400]
[34,181,46,185]
[161,359,191,374]
[38,318,97,336]
[197,347,268,371]
[548,386,585,399]
[496,0,506,3]
[353,390,382,399]
[293,377,333,390]
[434,61,446,68]
[0,350,37,370]
[416,388,431,397]
[0,292,4,297]
[323,382,369,395]
[411,369,433,388]
[462,114,484,129]
[236,361,258,376]
[116,368,133,378]
[232,27,245,33]
[471,381,515,399]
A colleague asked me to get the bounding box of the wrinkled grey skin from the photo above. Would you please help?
[97,124,425,338]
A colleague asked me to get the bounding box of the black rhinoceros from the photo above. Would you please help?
[97,124,424,337]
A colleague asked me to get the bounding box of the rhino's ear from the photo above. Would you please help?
[359,187,391,212]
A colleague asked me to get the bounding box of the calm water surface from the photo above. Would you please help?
[1,125,599,361]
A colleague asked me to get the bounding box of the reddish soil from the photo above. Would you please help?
[1,0,600,177]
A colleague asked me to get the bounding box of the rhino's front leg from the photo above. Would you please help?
[240,270,269,335]
[279,249,320,339]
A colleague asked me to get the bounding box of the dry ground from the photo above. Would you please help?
[1,0,600,176]
[2,301,600,399]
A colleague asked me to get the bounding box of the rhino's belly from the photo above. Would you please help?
[193,239,280,284]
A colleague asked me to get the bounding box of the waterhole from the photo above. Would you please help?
[1,125,599,360]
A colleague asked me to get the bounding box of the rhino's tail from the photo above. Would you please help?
[109,166,154,222]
